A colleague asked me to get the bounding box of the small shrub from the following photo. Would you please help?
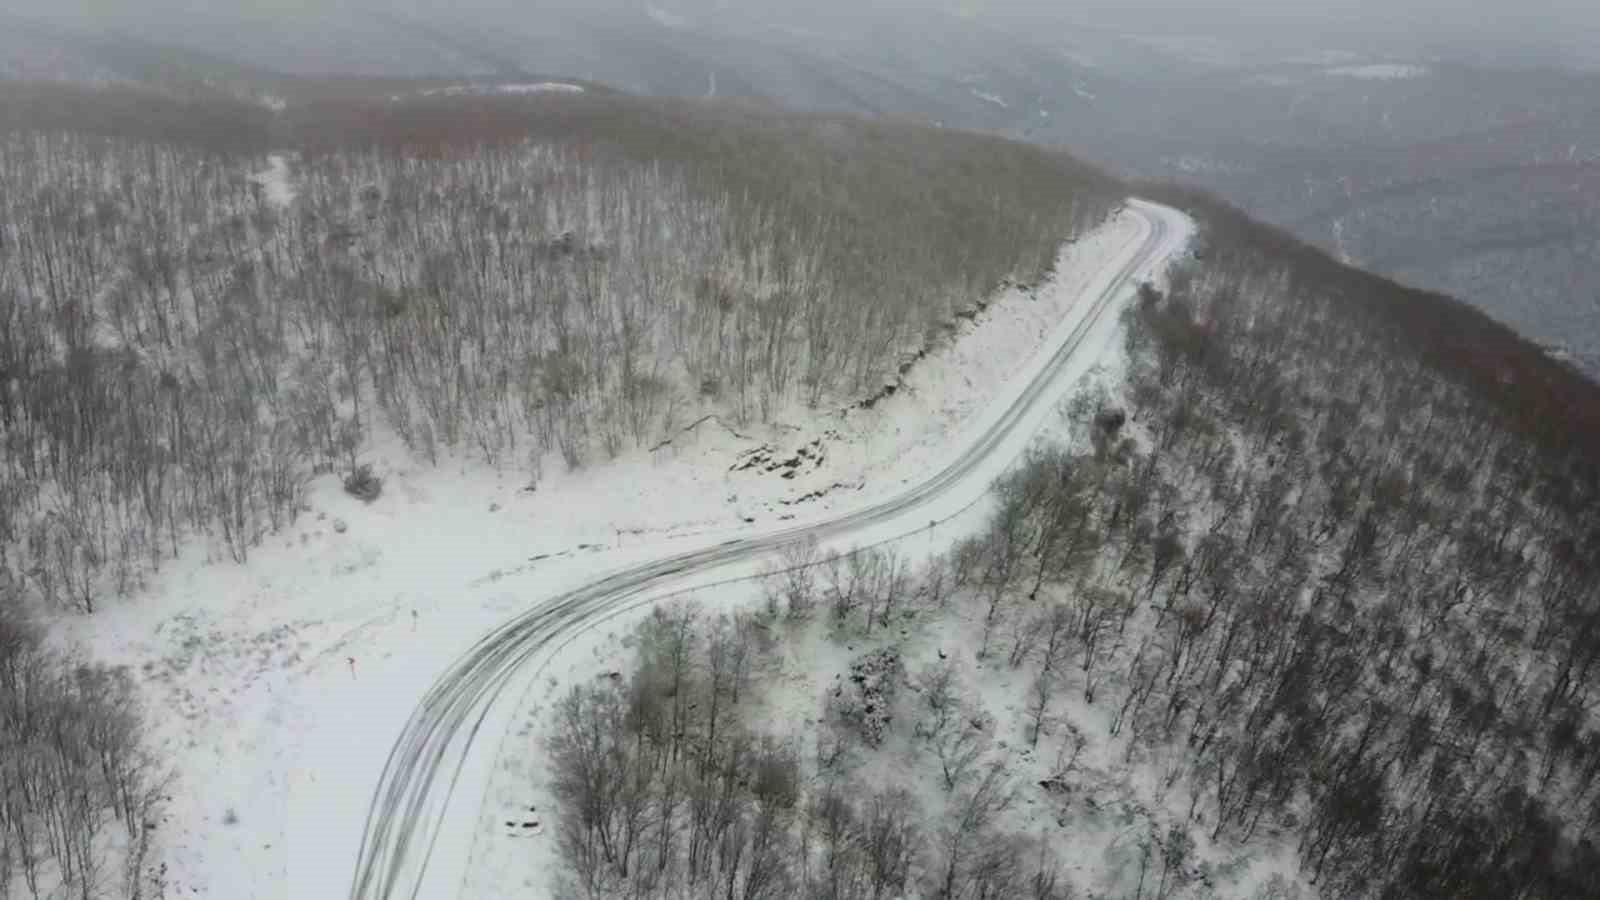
[828,648,903,747]
[343,464,383,503]
[1094,406,1128,435]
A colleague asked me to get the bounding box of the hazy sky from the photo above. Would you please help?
[9,0,1599,54]
[8,0,1597,25]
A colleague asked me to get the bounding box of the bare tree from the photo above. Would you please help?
[932,710,992,793]
[929,765,1013,900]
[768,535,821,622]
[862,788,919,900]
[913,658,961,742]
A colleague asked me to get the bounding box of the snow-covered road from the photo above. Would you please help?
[345,199,1194,899]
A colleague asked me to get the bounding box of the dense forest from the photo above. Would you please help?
[540,189,1600,898]
[0,83,1116,610]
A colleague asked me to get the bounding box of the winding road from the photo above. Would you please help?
[348,198,1191,900]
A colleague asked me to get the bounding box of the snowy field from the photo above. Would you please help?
[59,195,1187,898]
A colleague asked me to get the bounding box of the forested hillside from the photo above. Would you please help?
[539,189,1600,898]
[0,82,1115,611]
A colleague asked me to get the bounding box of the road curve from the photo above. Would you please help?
[348,199,1191,900]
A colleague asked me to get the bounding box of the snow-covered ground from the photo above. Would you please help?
[1327,63,1430,80]
[971,89,1009,108]
[493,83,585,95]
[251,154,296,209]
[1332,217,1354,265]
[456,202,1203,900]
[417,83,585,98]
[60,205,1189,899]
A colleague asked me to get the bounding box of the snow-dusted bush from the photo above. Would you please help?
[342,464,383,503]
[828,647,903,748]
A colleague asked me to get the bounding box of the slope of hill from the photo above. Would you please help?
[526,186,1600,900]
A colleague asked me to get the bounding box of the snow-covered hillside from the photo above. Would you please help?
[59,207,1182,899]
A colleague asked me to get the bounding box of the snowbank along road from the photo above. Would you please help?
[348,198,1194,899]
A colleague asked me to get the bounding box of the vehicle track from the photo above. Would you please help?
[349,200,1185,900]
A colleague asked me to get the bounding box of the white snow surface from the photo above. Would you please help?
[971,89,1009,108]
[251,154,296,209]
[494,82,585,95]
[1327,63,1430,80]
[62,203,1193,899]
[1332,217,1354,265]
[419,83,585,98]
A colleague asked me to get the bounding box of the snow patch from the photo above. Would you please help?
[971,89,1009,108]
[1327,63,1429,80]
[1332,218,1354,265]
[496,82,585,95]
[420,83,585,98]
[251,154,295,209]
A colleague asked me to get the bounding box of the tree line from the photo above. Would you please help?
[0,85,1117,614]
[0,598,163,899]
[1091,207,1600,896]
[939,205,1600,895]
